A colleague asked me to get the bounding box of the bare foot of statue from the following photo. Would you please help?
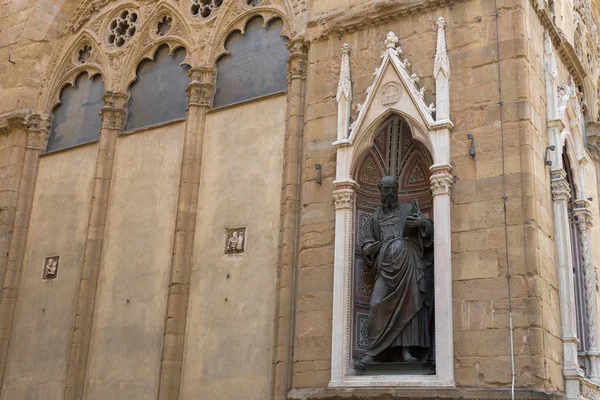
[402,347,416,362]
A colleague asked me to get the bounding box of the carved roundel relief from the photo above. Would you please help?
[191,0,223,18]
[106,10,139,48]
[380,82,399,106]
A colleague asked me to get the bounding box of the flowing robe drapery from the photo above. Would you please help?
[361,203,434,357]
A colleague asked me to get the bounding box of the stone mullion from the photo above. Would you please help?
[0,113,51,390]
[573,200,600,381]
[271,38,308,400]
[157,67,215,400]
[64,92,128,400]
[550,169,583,396]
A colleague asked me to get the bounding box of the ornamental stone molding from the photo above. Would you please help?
[25,114,52,150]
[332,189,355,210]
[587,121,600,162]
[550,170,571,202]
[100,92,129,130]
[433,17,450,79]
[43,0,295,113]
[287,37,308,82]
[430,171,453,197]
[186,66,217,107]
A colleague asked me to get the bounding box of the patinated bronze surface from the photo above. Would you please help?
[360,176,434,364]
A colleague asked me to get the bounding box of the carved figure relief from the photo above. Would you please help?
[225,228,246,255]
[106,10,139,47]
[43,256,60,280]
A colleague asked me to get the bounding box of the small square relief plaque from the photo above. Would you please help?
[43,256,59,280]
[225,227,246,255]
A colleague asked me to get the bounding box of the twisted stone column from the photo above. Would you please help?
[0,113,51,390]
[551,169,583,398]
[157,67,215,400]
[271,37,308,400]
[573,200,600,381]
[64,92,128,400]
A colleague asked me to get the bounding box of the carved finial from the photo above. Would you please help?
[434,17,450,77]
[337,44,352,102]
[411,73,420,84]
[385,31,399,50]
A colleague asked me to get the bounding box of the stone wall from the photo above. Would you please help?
[292,0,565,393]
[3,143,97,399]
[84,122,184,399]
[181,95,286,400]
[1,0,600,399]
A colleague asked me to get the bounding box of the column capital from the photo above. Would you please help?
[551,169,571,203]
[333,188,355,210]
[287,36,308,83]
[100,91,128,131]
[573,199,594,228]
[186,66,216,108]
[430,164,453,197]
[25,114,52,150]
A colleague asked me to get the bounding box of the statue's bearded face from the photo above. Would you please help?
[380,183,398,210]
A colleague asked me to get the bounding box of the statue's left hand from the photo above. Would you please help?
[405,213,426,228]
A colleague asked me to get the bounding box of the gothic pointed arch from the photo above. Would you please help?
[42,31,108,114]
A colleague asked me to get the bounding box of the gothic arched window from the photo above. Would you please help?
[125,45,189,131]
[214,16,289,108]
[47,72,104,153]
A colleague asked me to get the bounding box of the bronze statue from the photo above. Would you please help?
[360,176,434,364]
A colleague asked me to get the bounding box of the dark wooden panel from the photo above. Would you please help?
[125,46,189,131]
[213,17,288,108]
[47,73,104,153]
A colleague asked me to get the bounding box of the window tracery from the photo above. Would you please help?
[157,16,172,36]
[191,0,223,18]
[77,44,92,64]
[106,10,139,48]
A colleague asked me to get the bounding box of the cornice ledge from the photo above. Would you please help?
[288,387,563,400]
[0,109,32,136]
[304,0,468,43]
[530,0,586,86]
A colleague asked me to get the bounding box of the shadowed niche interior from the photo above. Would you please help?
[47,72,104,153]
[214,16,289,108]
[125,45,190,131]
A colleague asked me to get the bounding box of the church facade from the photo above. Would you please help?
[1,0,600,399]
